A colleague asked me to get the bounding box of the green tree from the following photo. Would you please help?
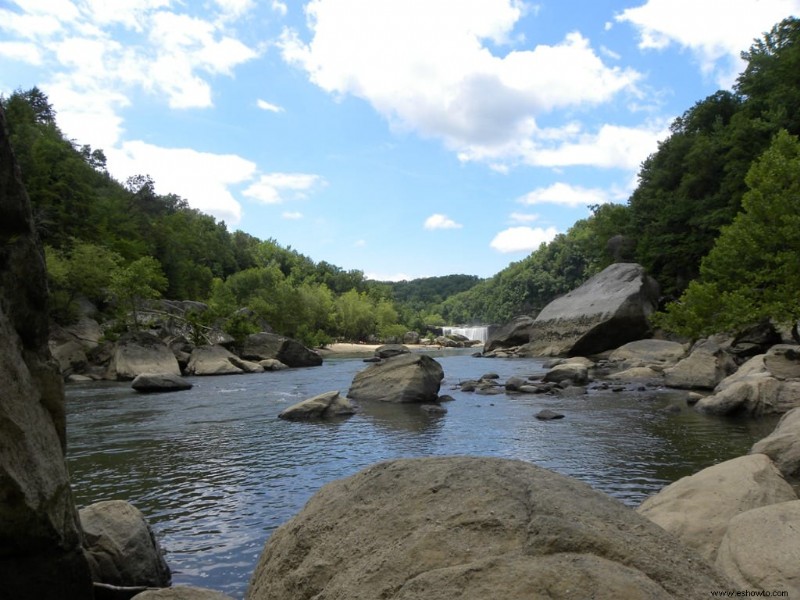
[653,130,800,340]
[108,256,168,330]
[334,289,375,341]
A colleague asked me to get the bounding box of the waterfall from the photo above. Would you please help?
[442,326,489,344]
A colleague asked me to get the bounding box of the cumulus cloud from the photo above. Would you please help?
[519,182,609,208]
[0,41,44,64]
[107,141,257,224]
[279,0,642,170]
[424,214,463,230]
[243,173,326,204]
[282,211,304,219]
[616,0,800,86]
[490,226,559,253]
[509,211,540,223]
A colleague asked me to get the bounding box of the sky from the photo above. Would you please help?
[1,0,799,281]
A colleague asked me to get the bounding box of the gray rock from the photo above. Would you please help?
[240,332,322,368]
[607,366,663,381]
[278,391,355,420]
[132,586,235,600]
[131,372,193,393]
[715,500,800,595]
[543,362,589,385]
[518,263,660,357]
[664,336,737,390]
[186,345,244,376]
[608,339,686,368]
[49,339,88,376]
[375,344,410,359]
[0,105,93,598]
[247,457,730,600]
[402,331,421,345]
[483,315,534,354]
[536,409,565,420]
[80,500,171,587]
[637,454,797,562]
[420,404,447,415]
[259,358,289,371]
[751,408,800,484]
[348,353,444,403]
[108,332,181,381]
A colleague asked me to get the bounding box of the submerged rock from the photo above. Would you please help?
[247,457,730,599]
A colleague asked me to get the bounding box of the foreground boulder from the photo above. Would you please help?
[80,500,171,588]
[240,332,322,368]
[637,454,797,562]
[0,105,93,598]
[133,586,235,599]
[278,391,355,420]
[131,372,193,393]
[714,500,800,595]
[248,457,730,599]
[108,332,181,380]
[348,353,444,403]
[518,263,659,357]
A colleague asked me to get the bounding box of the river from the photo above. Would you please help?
[65,350,777,598]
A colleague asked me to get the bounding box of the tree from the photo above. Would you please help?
[108,256,168,330]
[653,130,800,340]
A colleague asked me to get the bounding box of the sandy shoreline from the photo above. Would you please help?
[316,343,439,356]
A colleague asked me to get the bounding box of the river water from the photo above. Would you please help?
[65,350,777,598]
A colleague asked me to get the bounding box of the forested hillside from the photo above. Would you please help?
[3,17,799,342]
[441,17,800,334]
[2,88,481,344]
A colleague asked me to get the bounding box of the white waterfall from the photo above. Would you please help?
[442,326,489,344]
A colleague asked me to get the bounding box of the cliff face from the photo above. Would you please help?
[0,106,93,597]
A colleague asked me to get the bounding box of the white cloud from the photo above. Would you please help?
[365,271,417,282]
[519,182,609,208]
[617,0,800,86]
[424,214,463,230]
[280,0,641,169]
[243,173,325,204]
[282,211,304,219]
[0,41,43,65]
[257,98,285,113]
[490,226,558,253]
[106,141,257,224]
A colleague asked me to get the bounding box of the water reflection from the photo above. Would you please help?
[65,352,772,599]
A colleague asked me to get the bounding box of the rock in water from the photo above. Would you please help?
[80,500,171,587]
[0,105,93,597]
[348,353,444,403]
[519,263,659,357]
[278,391,355,420]
[240,332,322,368]
[131,372,193,392]
[247,457,729,599]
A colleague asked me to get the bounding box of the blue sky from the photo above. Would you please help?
[1,0,798,281]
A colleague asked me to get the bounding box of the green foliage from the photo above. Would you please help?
[108,256,168,329]
[654,130,800,337]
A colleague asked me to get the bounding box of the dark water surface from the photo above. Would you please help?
[65,350,776,598]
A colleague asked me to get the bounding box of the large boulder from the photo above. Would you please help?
[664,336,737,390]
[278,391,355,420]
[518,263,660,357]
[374,344,410,359]
[248,457,730,600]
[80,500,171,588]
[132,586,235,600]
[107,331,181,381]
[0,105,93,598]
[750,407,800,484]
[636,454,797,562]
[186,344,245,376]
[714,500,800,595]
[483,315,534,353]
[348,353,444,403]
[695,346,800,416]
[240,332,322,368]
